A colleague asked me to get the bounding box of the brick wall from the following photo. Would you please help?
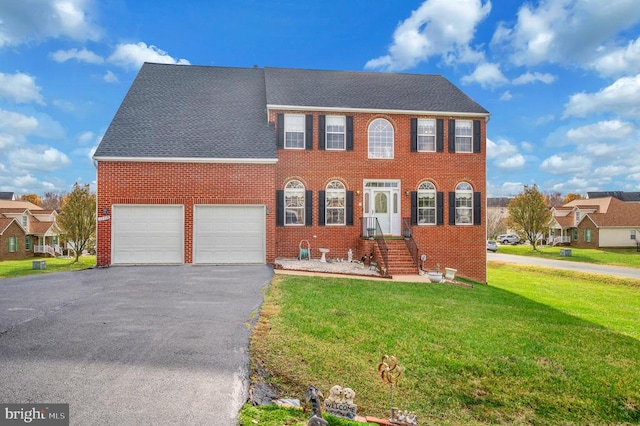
[96,161,276,267]
[271,110,487,283]
[0,221,29,261]
[575,219,599,248]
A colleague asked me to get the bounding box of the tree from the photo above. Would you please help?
[507,185,552,250]
[58,183,96,262]
[486,208,507,239]
[544,191,564,208]
[41,191,66,211]
[20,193,42,206]
[564,193,584,204]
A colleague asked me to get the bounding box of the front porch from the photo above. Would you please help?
[34,244,64,257]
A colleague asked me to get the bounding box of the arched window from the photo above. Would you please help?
[325,180,346,225]
[418,181,436,225]
[455,182,473,225]
[368,118,394,159]
[285,180,305,225]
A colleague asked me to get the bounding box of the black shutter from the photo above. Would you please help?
[411,191,418,225]
[346,191,354,226]
[318,115,326,150]
[473,120,481,153]
[346,116,354,151]
[277,114,284,149]
[437,192,444,225]
[305,114,313,150]
[448,119,456,152]
[436,119,444,152]
[318,190,326,226]
[276,190,284,226]
[305,190,313,226]
[474,192,481,225]
[448,192,456,225]
[410,118,418,152]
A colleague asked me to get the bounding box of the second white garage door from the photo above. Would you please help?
[193,205,265,264]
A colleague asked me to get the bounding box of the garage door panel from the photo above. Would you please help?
[194,206,265,264]
[112,205,183,264]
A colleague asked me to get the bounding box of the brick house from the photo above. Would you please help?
[549,197,640,248]
[93,64,490,282]
[0,200,64,259]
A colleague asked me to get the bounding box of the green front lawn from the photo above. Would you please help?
[498,244,640,268]
[245,265,640,425]
[0,256,96,279]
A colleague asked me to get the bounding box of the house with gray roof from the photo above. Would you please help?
[93,63,490,283]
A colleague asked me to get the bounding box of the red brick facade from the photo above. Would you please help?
[0,221,30,261]
[97,111,487,283]
[96,162,276,267]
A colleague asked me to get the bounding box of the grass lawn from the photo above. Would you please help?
[244,264,640,425]
[0,256,96,279]
[497,244,640,268]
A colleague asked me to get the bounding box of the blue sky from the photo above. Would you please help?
[1,0,639,198]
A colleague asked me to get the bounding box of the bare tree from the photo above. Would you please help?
[41,191,66,212]
[58,184,96,262]
[545,191,564,208]
[507,185,552,250]
[486,209,507,239]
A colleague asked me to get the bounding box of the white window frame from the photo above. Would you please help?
[417,181,436,225]
[417,119,436,152]
[455,182,473,225]
[584,229,592,243]
[325,180,346,225]
[22,214,28,228]
[325,116,346,151]
[25,235,32,251]
[284,114,305,149]
[284,180,305,226]
[631,230,636,240]
[368,118,394,159]
[455,120,473,153]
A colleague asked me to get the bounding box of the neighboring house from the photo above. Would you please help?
[549,197,640,248]
[0,192,16,200]
[93,63,490,282]
[0,200,64,259]
[587,191,640,203]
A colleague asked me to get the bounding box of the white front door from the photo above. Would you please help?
[364,180,401,236]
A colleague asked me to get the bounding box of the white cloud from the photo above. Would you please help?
[50,47,103,64]
[461,62,508,87]
[563,74,640,118]
[103,70,119,83]
[591,36,640,77]
[0,72,44,104]
[0,0,101,48]
[512,72,556,85]
[491,0,640,67]
[540,153,592,175]
[108,42,190,71]
[566,120,634,142]
[499,154,526,170]
[520,141,534,152]
[365,0,491,71]
[0,109,39,135]
[7,147,71,172]
[499,90,512,101]
[77,131,94,144]
[487,137,518,159]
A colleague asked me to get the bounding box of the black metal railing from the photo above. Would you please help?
[402,218,420,269]
[360,217,388,272]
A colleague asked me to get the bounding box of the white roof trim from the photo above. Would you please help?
[93,156,278,164]
[267,104,491,118]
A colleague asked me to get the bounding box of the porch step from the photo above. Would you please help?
[374,239,419,276]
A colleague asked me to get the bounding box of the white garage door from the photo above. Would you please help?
[194,205,265,264]
[112,205,183,264]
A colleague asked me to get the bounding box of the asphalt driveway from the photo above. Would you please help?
[0,265,273,425]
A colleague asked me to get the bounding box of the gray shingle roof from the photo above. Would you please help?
[94,63,277,159]
[95,63,489,160]
[264,67,489,114]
